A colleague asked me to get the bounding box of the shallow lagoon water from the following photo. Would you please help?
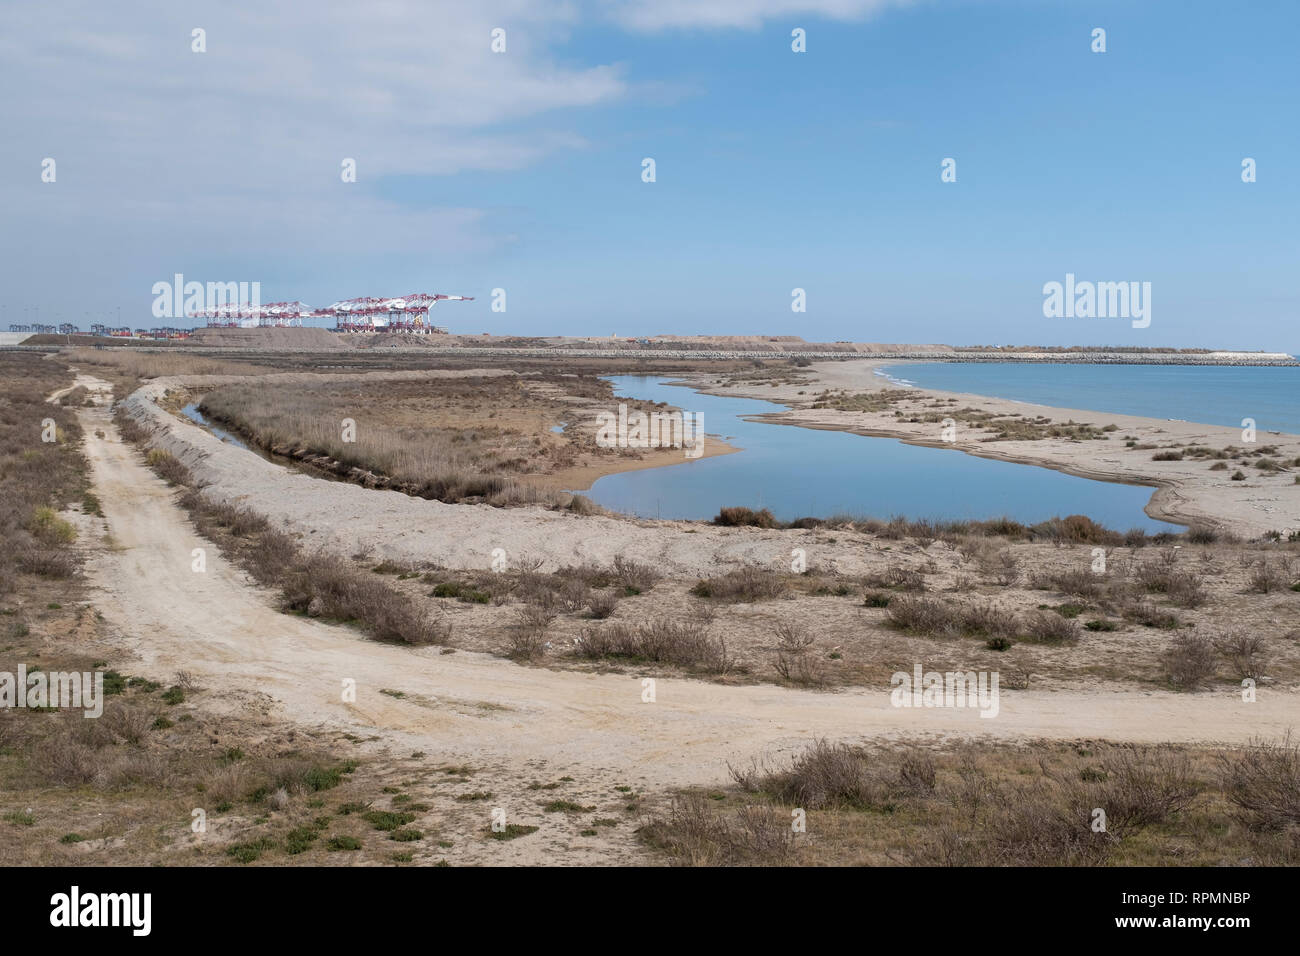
[580,377,1180,531]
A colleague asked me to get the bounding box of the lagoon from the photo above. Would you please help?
[580,377,1180,531]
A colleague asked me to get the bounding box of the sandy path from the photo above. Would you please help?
[73,388,1298,790]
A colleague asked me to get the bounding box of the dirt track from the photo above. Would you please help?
[76,379,1300,797]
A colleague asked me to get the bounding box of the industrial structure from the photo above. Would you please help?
[187,291,472,333]
[6,322,189,339]
[186,300,314,328]
[7,290,472,339]
[323,293,471,333]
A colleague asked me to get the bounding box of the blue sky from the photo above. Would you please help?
[2,0,1296,349]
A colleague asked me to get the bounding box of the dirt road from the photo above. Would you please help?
[75,381,1299,796]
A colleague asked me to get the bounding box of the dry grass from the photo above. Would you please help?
[64,347,280,379]
[577,618,730,673]
[690,568,789,602]
[640,737,1300,867]
[0,355,88,592]
[639,792,794,865]
[192,373,658,508]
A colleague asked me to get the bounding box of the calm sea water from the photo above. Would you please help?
[580,377,1180,531]
[877,363,1300,436]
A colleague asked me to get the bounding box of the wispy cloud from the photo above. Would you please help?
[0,0,625,304]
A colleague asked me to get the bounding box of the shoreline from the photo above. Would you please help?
[672,359,1300,537]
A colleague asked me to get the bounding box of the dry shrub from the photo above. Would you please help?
[180,492,271,538]
[898,749,937,794]
[1021,611,1080,644]
[887,596,1020,640]
[507,605,554,659]
[612,555,660,593]
[577,618,728,672]
[245,529,300,586]
[567,494,600,515]
[1133,558,1207,608]
[282,553,449,645]
[748,740,877,810]
[987,746,1198,865]
[1162,632,1217,689]
[772,622,822,686]
[1219,734,1300,829]
[102,752,171,789]
[45,737,99,786]
[144,448,192,486]
[1122,599,1182,629]
[1093,746,1201,831]
[639,792,793,866]
[880,564,927,592]
[555,578,591,613]
[1249,561,1286,594]
[984,783,1115,866]
[1058,514,1115,544]
[100,702,156,745]
[958,602,1020,639]
[1033,567,1104,599]
[510,571,560,612]
[984,550,1020,586]
[1215,631,1268,682]
[887,595,960,637]
[713,506,778,528]
[586,590,619,619]
[202,763,255,806]
[16,545,78,578]
[112,407,150,444]
[1165,572,1208,608]
[690,567,787,602]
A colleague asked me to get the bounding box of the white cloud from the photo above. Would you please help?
[0,0,915,316]
[0,0,624,309]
